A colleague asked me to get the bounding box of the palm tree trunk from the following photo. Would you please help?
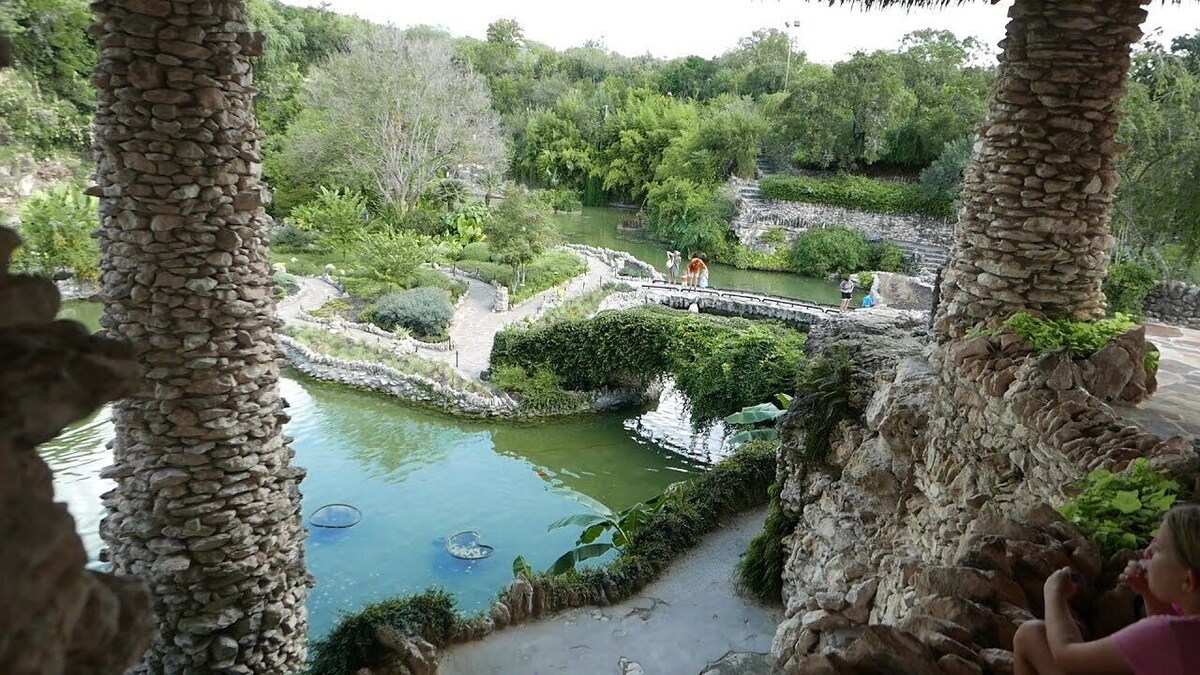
[933,0,1149,340]
[91,1,308,672]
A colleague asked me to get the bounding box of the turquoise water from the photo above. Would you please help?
[46,302,705,638]
[552,206,846,305]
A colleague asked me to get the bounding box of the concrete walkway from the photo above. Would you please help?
[438,508,781,675]
[430,255,611,379]
[275,252,614,380]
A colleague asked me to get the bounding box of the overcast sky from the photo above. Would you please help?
[279,0,1200,64]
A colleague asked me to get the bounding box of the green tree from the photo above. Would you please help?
[884,30,991,167]
[2,0,95,111]
[484,186,560,287]
[596,89,698,202]
[356,229,432,286]
[288,187,371,257]
[1115,41,1200,279]
[659,95,769,183]
[12,184,100,281]
[279,27,506,208]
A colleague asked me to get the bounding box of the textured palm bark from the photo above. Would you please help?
[934,0,1149,340]
[91,0,308,672]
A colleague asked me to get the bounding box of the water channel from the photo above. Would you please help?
[551,206,845,304]
[42,210,824,638]
[45,302,713,638]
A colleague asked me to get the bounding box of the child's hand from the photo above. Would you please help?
[1044,567,1079,600]
[1120,559,1152,597]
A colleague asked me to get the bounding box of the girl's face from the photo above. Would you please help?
[1147,526,1198,604]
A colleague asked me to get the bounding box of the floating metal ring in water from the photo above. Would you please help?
[310,503,362,529]
[446,530,494,560]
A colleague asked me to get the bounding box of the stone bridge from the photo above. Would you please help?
[604,280,839,329]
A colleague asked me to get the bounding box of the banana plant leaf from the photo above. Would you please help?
[548,513,610,531]
[724,403,785,425]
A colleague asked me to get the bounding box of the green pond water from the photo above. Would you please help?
[45,302,709,638]
[551,206,846,305]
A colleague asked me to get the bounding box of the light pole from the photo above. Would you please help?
[783,20,801,90]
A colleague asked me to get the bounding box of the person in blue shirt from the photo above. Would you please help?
[862,295,875,309]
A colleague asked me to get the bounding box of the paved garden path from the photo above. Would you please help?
[276,252,614,380]
[438,507,780,675]
[1116,323,1200,442]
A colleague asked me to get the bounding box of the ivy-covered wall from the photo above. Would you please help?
[490,306,807,424]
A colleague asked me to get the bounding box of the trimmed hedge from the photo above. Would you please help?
[491,307,806,424]
[307,440,778,675]
[760,174,953,219]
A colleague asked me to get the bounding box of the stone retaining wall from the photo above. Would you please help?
[563,243,661,280]
[1143,280,1200,329]
[279,335,517,415]
[771,311,1198,674]
[278,335,650,418]
[729,178,954,272]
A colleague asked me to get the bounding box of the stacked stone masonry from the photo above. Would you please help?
[0,227,153,674]
[1143,280,1200,329]
[770,308,1198,674]
[90,0,309,672]
[935,0,1149,339]
[729,177,954,275]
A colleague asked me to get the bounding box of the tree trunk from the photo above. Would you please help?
[933,0,1149,340]
[91,1,308,672]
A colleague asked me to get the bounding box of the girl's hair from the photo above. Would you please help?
[1164,504,1200,573]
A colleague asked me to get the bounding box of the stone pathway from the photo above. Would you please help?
[1114,323,1200,442]
[276,252,614,380]
[437,508,780,675]
[427,255,612,379]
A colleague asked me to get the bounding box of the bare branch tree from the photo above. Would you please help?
[284,27,506,207]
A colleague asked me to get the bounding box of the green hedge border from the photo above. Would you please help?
[307,440,778,675]
[760,174,953,219]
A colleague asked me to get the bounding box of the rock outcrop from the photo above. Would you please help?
[771,307,1197,673]
[0,227,153,674]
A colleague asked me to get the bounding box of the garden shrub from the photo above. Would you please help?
[309,440,777,675]
[307,589,463,675]
[309,298,353,320]
[457,241,492,262]
[515,250,586,302]
[872,242,907,273]
[289,187,371,256]
[365,287,454,339]
[11,184,100,281]
[1103,260,1158,319]
[340,276,403,303]
[738,477,797,603]
[272,271,299,299]
[404,267,468,301]
[787,226,872,278]
[763,227,787,245]
[489,364,578,415]
[1001,312,1137,359]
[856,271,875,293]
[453,259,511,286]
[536,187,583,212]
[492,307,806,424]
[270,222,319,252]
[1058,458,1179,556]
[919,135,973,203]
[761,174,953,218]
[790,344,859,465]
